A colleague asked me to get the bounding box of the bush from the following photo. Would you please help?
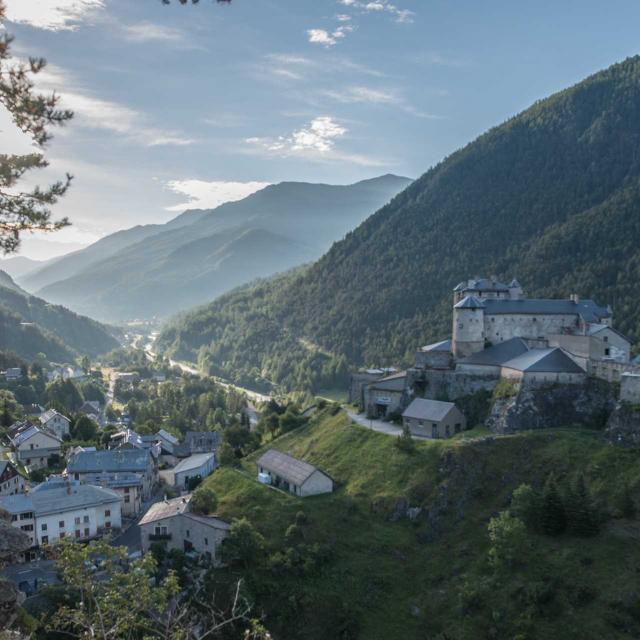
[487,511,529,569]
[492,378,519,400]
[190,486,218,514]
[395,424,416,454]
[511,483,541,531]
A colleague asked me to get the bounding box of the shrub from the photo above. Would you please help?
[395,424,416,454]
[487,510,529,569]
[190,486,218,514]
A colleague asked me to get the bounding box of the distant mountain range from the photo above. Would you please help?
[0,256,45,280]
[157,56,640,393]
[0,271,120,362]
[18,175,411,323]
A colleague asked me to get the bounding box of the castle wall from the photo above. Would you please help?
[414,350,452,370]
[484,313,578,344]
[414,369,499,402]
[500,367,586,384]
[621,373,640,404]
[452,308,485,358]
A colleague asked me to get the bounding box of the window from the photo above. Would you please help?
[124,495,130,503]
[105,510,111,517]
[21,524,33,532]
[105,522,111,529]
[75,530,81,538]
[75,517,81,525]
[431,424,438,439]
[124,487,130,494]
[186,529,190,539]
[60,532,65,539]
[445,425,451,438]
[204,537,208,546]
[605,348,610,356]
[59,520,65,528]
[41,535,48,544]
[41,523,47,531]
[11,515,17,522]
[604,336,609,343]
[83,515,89,524]
[85,527,90,536]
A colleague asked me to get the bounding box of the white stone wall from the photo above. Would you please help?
[17,432,61,468]
[501,367,586,384]
[42,415,70,439]
[484,313,578,343]
[452,308,485,357]
[174,456,215,489]
[300,471,333,497]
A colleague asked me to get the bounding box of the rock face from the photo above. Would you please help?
[0,510,30,632]
[487,380,616,434]
[604,403,640,447]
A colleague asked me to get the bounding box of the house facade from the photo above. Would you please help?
[10,424,62,470]
[0,460,26,496]
[402,398,466,439]
[139,494,230,565]
[256,449,333,497]
[0,477,122,559]
[170,453,216,489]
[74,471,143,516]
[39,409,71,440]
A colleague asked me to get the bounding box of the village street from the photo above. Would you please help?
[346,410,431,440]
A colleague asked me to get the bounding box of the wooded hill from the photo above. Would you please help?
[157,56,640,394]
[22,175,410,323]
[0,271,120,362]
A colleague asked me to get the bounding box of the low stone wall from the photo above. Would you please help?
[409,368,498,402]
[486,378,616,434]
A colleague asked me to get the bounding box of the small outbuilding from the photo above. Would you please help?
[170,453,216,489]
[256,449,333,497]
[402,398,466,439]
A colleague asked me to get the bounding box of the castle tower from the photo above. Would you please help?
[452,296,485,359]
[508,278,523,300]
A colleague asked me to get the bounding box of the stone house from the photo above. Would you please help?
[499,348,587,384]
[73,471,143,516]
[348,368,398,408]
[256,449,333,497]
[67,449,157,499]
[402,398,466,438]
[363,371,408,419]
[39,409,71,440]
[0,461,26,496]
[139,494,230,565]
[166,453,216,489]
[10,424,62,470]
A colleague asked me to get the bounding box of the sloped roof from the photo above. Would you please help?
[454,295,485,309]
[68,449,153,473]
[139,495,191,525]
[420,339,452,352]
[157,429,179,445]
[182,512,231,531]
[368,371,407,392]
[454,278,510,292]
[256,449,325,486]
[483,298,611,322]
[172,453,215,474]
[502,348,586,374]
[12,424,61,447]
[40,409,69,424]
[587,324,631,343]
[402,398,457,422]
[459,338,529,366]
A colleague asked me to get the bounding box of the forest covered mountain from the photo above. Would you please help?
[157,56,640,394]
[0,270,120,362]
[24,175,410,322]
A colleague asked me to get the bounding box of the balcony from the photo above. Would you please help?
[148,533,172,541]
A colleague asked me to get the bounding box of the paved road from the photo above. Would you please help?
[346,410,430,440]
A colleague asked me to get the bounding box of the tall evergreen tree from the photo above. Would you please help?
[540,474,566,536]
[565,474,599,537]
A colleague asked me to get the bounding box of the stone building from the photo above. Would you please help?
[362,371,408,418]
[0,461,26,496]
[139,494,229,565]
[256,449,333,497]
[402,398,466,438]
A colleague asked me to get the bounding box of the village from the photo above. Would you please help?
[2,276,640,596]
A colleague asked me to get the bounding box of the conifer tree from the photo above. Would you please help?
[511,483,541,532]
[565,474,598,537]
[540,474,566,536]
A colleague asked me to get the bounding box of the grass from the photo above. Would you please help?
[315,388,348,403]
[203,409,640,640]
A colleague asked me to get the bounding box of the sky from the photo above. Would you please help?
[3,0,640,260]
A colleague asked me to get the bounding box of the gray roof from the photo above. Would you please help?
[420,339,452,352]
[139,494,191,525]
[454,278,510,293]
[80,472,143,488]
[482,298,611,322]
[157,429,179,445]
[460,338,529,366]
[68,449,153,474]
[587,324,631,343]
[0,479,120,517]
[402,398,458,422]
[454,295,485,309]
[368,371,407,392]
[256,449,325,486]
[501,348,586,374]
[40,409,69,424]
[0,460,19,477]
[11,424,62,447]
[172,453,215,474]
[182,512,231,531]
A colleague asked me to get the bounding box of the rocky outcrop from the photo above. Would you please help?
[0,510,30,632]
[487,379,616,434]
[604,402,640,447]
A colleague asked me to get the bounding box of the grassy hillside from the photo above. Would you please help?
[158,56,640,393]
[203,410,640,640]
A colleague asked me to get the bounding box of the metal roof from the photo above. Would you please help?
[11,424,62,447]
[459,338,529,366]
[68,449,153,474]
[368,371,407,392]
[256,449,324,486]
[40,409,69,424]
[172,453,215,474]
[501,348,586,373]
[454,295,485,309]
[157,429,179,445]
[402,398,457,422]
[454,278,511,292]
[587,324,631,343]
[482,298,611,322]
[420,339,452,352]
[139,495,191,525]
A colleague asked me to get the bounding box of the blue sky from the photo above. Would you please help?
[4,0,640,259]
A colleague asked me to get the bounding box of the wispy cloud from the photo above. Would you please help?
[36,64,194,147]
[307,25,353,47]
[338,0,414,23]
[245,116,385,167]
[322,85,442,119]
[263,53,383,82]
[121,22,185,43]
[163,180,271,212]
[4,0,104,31]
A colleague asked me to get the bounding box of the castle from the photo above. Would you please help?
[351,277,634,421]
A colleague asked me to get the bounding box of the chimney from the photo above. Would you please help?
[570,293,580,304]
